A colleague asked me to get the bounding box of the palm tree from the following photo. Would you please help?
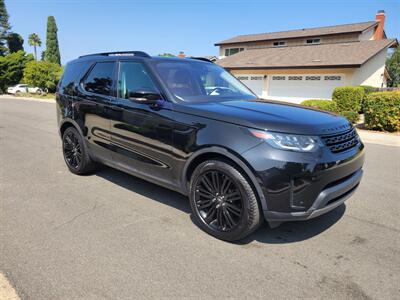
[28,33,41,60]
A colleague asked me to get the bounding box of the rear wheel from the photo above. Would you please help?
[189,160,262,241]
[62,127,96,175]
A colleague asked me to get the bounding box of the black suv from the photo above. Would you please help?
[56,51,364,241]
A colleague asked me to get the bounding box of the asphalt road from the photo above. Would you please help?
[1,97,399,300]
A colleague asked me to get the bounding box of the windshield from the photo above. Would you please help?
[154,60,257,103]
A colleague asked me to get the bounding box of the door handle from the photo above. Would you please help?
[109,105,123,112]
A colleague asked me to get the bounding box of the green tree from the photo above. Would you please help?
[386,47,400,87]
[28,33,41,60]
[158,53,175,57]
[44,16,61,65]
[0,0,11,56]
[0,51,33,93]
[22,60,63,92]
[7,33,24,53]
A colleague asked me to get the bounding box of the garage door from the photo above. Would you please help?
[268,74,345,103]
[236,75,264,97]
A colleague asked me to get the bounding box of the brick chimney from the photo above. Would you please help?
[178,51,186,58]
[373,10,385,40]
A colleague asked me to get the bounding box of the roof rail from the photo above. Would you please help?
[78,51,151,58]
[189,57,214,63]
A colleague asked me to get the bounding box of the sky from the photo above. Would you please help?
[5,0,400,65]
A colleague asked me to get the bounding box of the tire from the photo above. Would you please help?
[62,126,96,175]
[189,160,262,242]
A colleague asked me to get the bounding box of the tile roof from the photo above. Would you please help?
[215,21,378,45]
[217,39,397,69]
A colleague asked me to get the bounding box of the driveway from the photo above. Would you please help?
[1,97,399,299]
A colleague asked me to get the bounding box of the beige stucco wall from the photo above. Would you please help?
[351,50,387,87]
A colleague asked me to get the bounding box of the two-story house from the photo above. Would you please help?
[216,10,398,103]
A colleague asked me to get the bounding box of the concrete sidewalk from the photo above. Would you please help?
[357,129,400,147]
[0,94,55,103]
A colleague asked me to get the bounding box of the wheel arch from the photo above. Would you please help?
[59,118,84,138]
[182,146,268,211]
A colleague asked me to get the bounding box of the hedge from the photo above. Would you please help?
[339,111,360,124]
[332,86,364,113]
[301,99,338,112]
[301,100,360,123]
[359,85,377,113]
[364,91,400,132]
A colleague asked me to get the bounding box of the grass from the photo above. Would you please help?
[15,92,55,100]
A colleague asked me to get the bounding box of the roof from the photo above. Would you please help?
[217,39,397,69]
[215,21,378,45]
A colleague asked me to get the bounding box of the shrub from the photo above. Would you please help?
[332,86,364,112]
[360,85,377,94]
[301,99,359,123]
[22,60,63,92]
[364,91,400,132]
[301,99,338,112]
[339,111,359,123]
[359,85,377,113]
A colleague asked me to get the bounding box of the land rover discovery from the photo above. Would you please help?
[56,51,364,241]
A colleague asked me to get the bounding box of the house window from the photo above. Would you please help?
[324,75,341,81]
[288,76,302,80]
[305,76,321,81]
[272,76,285,80]
[306,38,321,44]
[224,48,244,56]
[273,41,286,47]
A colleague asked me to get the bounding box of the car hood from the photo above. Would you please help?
[174,99,350,135]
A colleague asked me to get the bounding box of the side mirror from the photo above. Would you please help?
[128,90,162,104]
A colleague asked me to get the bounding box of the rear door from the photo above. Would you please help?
[75,61,116,164]
[108,60,176,188]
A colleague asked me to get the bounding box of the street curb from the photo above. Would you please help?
[357,129,400,147]
[0,94,55,103]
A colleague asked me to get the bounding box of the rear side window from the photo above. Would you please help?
[58,62,88,95]
[84,62,115,96]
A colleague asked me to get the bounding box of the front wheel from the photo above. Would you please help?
[189,160,262,242]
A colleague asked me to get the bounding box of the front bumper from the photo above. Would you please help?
[264,168,362,221]
[241,139,365,222]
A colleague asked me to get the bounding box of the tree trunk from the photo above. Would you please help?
[34,45,37,60]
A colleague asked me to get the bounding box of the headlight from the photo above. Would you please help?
[249,129,322,152]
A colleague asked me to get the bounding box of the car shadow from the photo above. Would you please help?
[240,204,346,245]
[95,166,191,214]
[95,166,346,244]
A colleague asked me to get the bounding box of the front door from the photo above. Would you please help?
[109,60,176,189]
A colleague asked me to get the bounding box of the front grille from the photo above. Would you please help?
[321,127,359,153]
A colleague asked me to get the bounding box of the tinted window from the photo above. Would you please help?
[59,62,88,95]
[84,62,115,95]
[117,62,158,99]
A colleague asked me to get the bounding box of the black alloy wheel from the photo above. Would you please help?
[190,160,261,242]
[194,170,243,232]
[62,126,96,175]
[63,130,82,169]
